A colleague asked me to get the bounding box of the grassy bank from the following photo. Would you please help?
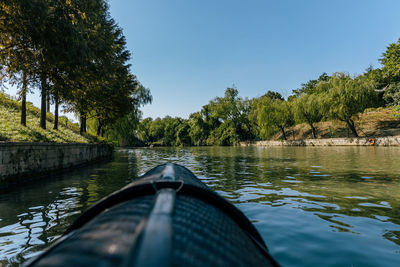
[0,92,98,143]
[273,107,400,140]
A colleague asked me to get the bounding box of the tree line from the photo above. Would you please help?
[0,0,151,136]
[136,38,400,146]
[2,2,399,146]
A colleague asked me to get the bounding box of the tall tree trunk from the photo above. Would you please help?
[346,119,358,137]
[83,117,86,133]
[280,126,287,140]
[46,93,50,112]
[310,123,317,139]
[40,73,46,129]
[80,112,86,135]
[20,71,27,126]
[53,91,59,130]
[97,118,103,136]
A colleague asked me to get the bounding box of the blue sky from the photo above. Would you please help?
[5,0,400,120]
[108,0,400,119]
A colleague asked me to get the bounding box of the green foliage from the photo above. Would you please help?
[292,93,324,138]
[188,112,209,146]
[149,118,166,144]
[135,87,254,146]
[263,90,284,101]
[381,38,400,82]
[201,87,253,145]
[250,96,293,140]
[176,121,191,146]
[363,66,390,90]
[136,117,153,144]
[101,110,143,146]
[0,0,151,137]
[207,121,239,146]
[292,73,330,96]
[383,82,400,107]
[319,73,378,137]
[162,117,182,146]
[3,3,399,145]
[0,92,94,143]
[135,116,189,146]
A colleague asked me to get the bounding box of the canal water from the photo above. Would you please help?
[1,146,400,266]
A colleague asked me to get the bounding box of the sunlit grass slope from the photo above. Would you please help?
[274,107,400,140]
[0,92,97,143]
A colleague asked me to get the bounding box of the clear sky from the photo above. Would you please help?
[5,0,400,120]
[107,0,400,119]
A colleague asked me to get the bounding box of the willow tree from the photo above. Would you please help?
[319,73,378,137]
[136,118,153,144]
[107,83,152,143]
[292,93,324,138]
[251,96,293,140]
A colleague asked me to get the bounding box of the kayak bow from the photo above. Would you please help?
[26,163,279,267]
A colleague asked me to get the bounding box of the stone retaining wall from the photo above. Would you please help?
[239,136,400,147]
[0,142,113,183]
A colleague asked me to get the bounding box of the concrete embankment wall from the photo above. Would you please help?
[239,136,400,147]
[0,142,113,183]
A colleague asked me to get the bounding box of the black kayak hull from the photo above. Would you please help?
[26,163,279,267]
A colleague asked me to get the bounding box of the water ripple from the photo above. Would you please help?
[1,146,400,266]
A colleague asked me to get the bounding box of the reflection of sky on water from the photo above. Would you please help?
[1,146,400,266]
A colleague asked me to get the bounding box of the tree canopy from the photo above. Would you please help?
[249,93,293,140]
[0,0,151,142]
[318,73,378,137]
[292,94,323,138]
[291,73,330,97]
[381,38,400,82]
[2,7,400,145]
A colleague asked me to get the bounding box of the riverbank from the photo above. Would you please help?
[273,107,400,140]
[240,136,400,147]
[0,92,98,143]
[0,142,113,186]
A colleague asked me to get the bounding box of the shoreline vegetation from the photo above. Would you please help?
[1,2,400,147]
[0,93,400,146]
[240,136,400,147]
[131,37,400,147]
[136,106,400,147]
[0,1,151,146]
[0,92,96,143]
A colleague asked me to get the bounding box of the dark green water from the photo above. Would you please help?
[1,146,400,266]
